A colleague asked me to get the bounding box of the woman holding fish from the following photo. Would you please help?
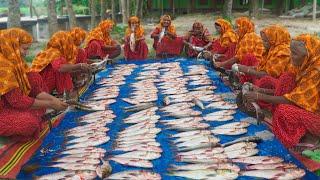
[210,18,238,69]
[244,34,320,148]
[214,17,265,83]
[123,16,149,60]
[31,31,91,97]
[183,22,212,58]
[0,28,68,142]
[85,20,121,59]
[151,14,184,58]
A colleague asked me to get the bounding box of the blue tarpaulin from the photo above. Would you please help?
[18,58,317,179]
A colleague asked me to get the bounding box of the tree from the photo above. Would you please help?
[121,0,128,24]
[223,0,233,18]
[135,0,143,18]
[100,0,107,21]
[66,0,77,28]
[250,0,259,18]
[126,0,130,18]
[90,0,97,29]
[111,0,116,20]
[8,0,21,28]
[48,0,58,36]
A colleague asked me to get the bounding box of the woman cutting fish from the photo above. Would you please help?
[243,34,320,149]
[214,17,265,84]
[31,31,91,97]
[0,28,67,142]
[183,22,212,58]
[210,18,238,69]
[151,15,184,58]
[123,16,148,60]
[85,20,121,59]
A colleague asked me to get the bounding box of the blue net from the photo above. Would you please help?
[17,58,317,179]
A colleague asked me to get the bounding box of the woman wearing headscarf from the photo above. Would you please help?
[69,27,88,64]
[243,34,320,148]
[151,14,184,58]
[85,20,121,59]
[31,31,90,96]
[123,16,148,60]
[214,17,265,83]
[211,18,238,69]
[0,28,67,142]
[236,25,296,112]
[184,21,212,58]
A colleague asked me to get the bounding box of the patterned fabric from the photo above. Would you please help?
[214,19,238,48]
[257,25,294,77]
[185,22,211,43]
[273,104,320,148]
[125,16,145,39]
[85,20,115,47]
[31,31,77,72]
[235,17,254,41]
[69,27,87,47]
[284,34,320,113]
[235,32,265,63]
[0,28,32,96]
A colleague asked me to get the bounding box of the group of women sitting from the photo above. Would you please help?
[0,14,319,152]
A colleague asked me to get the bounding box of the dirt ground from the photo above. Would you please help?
[27,12,320,62]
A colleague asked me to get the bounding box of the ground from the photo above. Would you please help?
[26,12,320,63]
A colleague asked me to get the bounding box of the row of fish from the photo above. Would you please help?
[36,64,137,180]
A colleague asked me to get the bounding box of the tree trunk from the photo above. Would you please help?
[223,0,233,18]
[135,0,143,18]
[48,0,58,36]
[66,0,77,28]
[29,0,33,17]
[8,0,21,28]
[250,0,259,18]
[90,0,97,29]
[121,0,128,24]
[126,0,130,18]
[111,0,116,20]
[101,0,107,21]
[313,0,317,21]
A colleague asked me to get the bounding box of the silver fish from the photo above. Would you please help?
[109,157,153,168]
[206,101,238,109]
[107,170,161,180]
[61,147,106,155]
[224,142,257,152]
[66,136,110,149]
[193,98,205,110]
[232,156,284,164]
[112,151,161,160]
[211,128,247,136]
[240,168,305,179]
[245,163,297,170]
[225,148,259,159]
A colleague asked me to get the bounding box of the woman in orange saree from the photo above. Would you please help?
[214,17,265,83]
[69,27,88,64]
[31,31,90,95]
[0,28,67,142]
[85,20,121,59]
[243,34,320,148]
[151,15,184,58]
[123,16,148,60]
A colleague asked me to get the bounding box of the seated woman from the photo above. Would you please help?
[235,25,295,82]
[69,27,91,89]
[123,16,148,60]
[214,17,265,83]
[31,31,91,97]
[183,22,212,58]
[69,27,88,64]
[151,15,184,58]
[0,28,68,142]
[85,20,121,59]
[211,18,238,69]
[243,34,320,148]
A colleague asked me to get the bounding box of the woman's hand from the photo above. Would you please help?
[243,92,259,102]
[50,99,68,111]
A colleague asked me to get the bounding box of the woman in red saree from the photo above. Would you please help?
[211,18,238,69]
[151,15,184,58]
[184,22,212,58]
[0,28,67,142]
[85,20,121,59]
[123,16,148,60]
[214,17,265,83]
[244,34,320,148]
[31,31,91,96]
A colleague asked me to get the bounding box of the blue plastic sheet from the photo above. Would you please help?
[18,58,317,179]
